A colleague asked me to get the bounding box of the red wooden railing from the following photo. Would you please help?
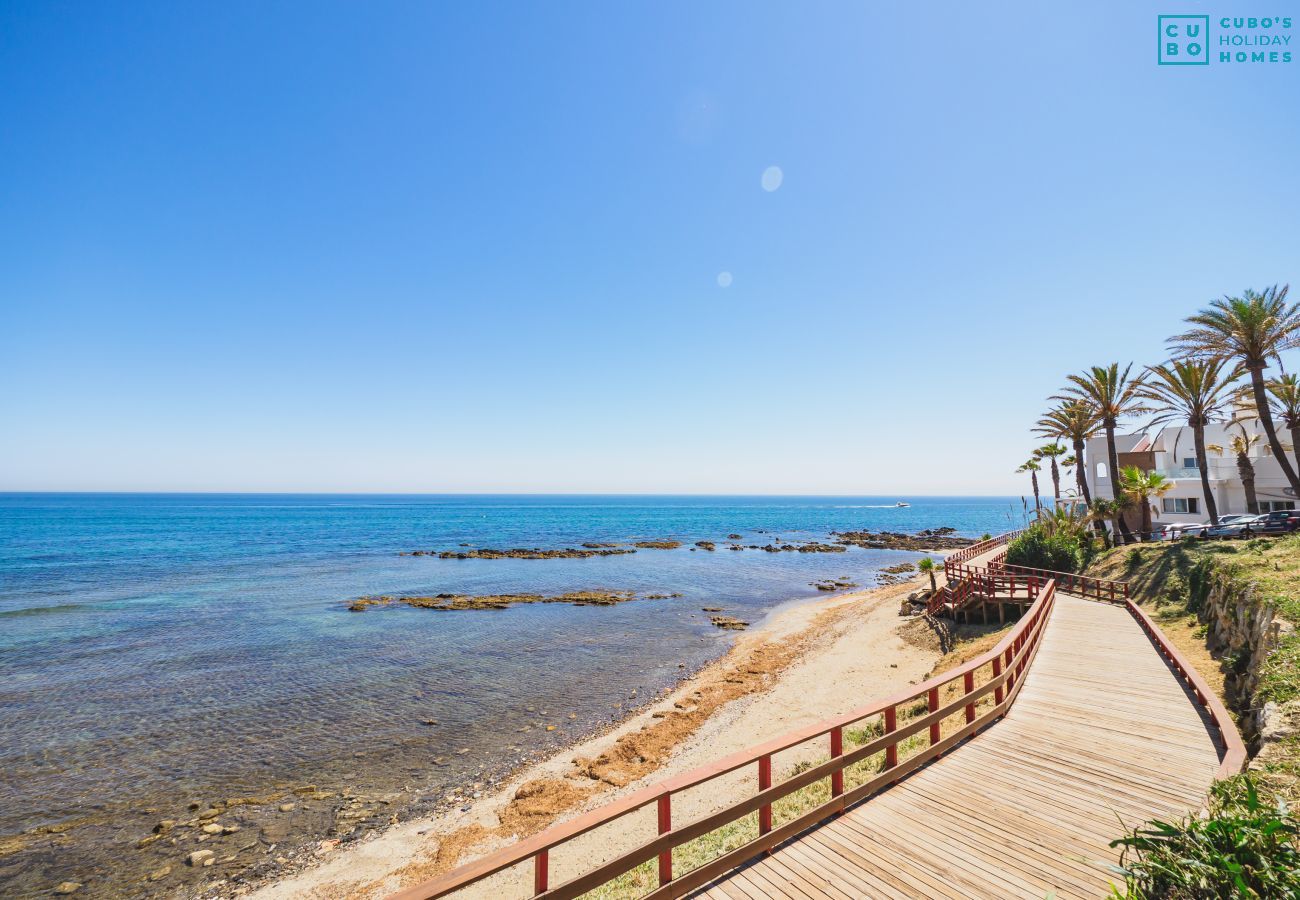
[926,571,1047,617]
[942,528,1025,578]
[1000,562,1130,603]
[393,567,1057,900]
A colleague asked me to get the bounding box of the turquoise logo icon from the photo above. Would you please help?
[1159,15,1210,64]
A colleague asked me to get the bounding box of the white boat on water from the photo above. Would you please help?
[894,501,910,508]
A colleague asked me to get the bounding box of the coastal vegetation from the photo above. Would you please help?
[1110,775,1300,899]
[1004,508,1096,573]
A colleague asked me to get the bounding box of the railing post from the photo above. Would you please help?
[964,670,975,723]
[657,794,672,886]
[1109,582,1116,602]
[884,705,898,768]
[1005,646,1015,691]
[758,754,772,835]
[928,687,940,746]
[533,850,548,895]
[830,726,844,797]
[993,656,1004,704]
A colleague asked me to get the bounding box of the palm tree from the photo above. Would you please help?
[1034,401,1100,506]
[1017,458,1042,514]
[1140,358,1237,525]
[1054,364,1151,542]
[1034,443,1068,504]
[1266,373,1300,473]
[1170,284,1300,497]
[1117,466,1173,540]
[1086,498,1130,549]
[1060,455,1079,498]
[1209,424,1262,514]
[916,557,937,594]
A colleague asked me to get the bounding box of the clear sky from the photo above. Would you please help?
[1,2,1296,494]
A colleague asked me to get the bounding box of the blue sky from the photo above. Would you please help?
[1,2,1296,494]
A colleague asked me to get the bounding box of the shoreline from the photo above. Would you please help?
[238,568,948,900]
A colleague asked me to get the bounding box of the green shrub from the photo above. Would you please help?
[1006,526,1086,573]
[1110,776,1300,899]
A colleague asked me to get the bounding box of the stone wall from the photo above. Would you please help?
[1195,566,1297,762]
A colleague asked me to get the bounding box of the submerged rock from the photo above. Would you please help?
[709,616,750,630]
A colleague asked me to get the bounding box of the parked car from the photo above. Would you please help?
[1204,514,1267,539]
[1252,510,1300,535]
[1165,515,1246,539]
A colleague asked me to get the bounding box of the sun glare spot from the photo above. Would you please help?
[761,165,783,192]
[717,271,733,288]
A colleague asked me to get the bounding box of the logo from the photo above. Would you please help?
[1158,15,1294,65]
[1159,15,1210,64]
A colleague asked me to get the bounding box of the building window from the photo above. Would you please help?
[1260,501,1297,512]
[1162,498,1200,514]
[1183,457,1198,469]
[1096,462,1108,480]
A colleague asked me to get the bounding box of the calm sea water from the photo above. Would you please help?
[0,493,1020,895]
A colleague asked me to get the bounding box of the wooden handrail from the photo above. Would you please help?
[1000,562,1130,603]
[942,528,1025,577]
[394,542,1053,900]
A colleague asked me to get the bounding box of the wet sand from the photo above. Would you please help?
[242,572,945,900]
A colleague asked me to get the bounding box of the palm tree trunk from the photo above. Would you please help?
[1193,424,1219,524]
[1239,456,1259,513]
[1291,424,1300,481]
[1073,439,1092,504]
[1048,458,1060,503]
[1031,471,1041,514]
[1250,365,1300,496]
[1105,423,1135,543]
[1140,498,1152,538]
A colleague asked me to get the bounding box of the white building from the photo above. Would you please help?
[1084,418,1298,528]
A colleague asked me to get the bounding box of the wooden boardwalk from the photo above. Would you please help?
[694,592,1226,900]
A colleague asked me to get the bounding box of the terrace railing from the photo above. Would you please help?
[394,560,1057,900]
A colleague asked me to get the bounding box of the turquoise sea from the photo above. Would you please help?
[0,493,1022,896]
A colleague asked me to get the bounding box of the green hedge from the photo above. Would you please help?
[1005,525,1089,573]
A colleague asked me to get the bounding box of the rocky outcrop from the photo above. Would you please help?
[408,547,637,560]
[833,530,975,551]
[347,590,642,611]
[812,578,858,592]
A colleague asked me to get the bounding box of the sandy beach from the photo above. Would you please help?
[241,570,953,900]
